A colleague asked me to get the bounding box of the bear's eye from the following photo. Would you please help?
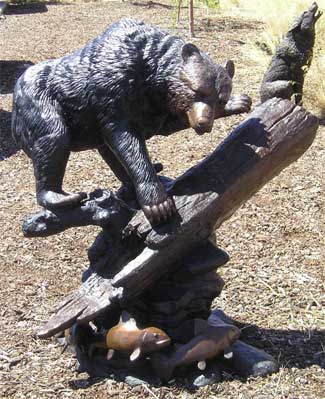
[218,93,229,105]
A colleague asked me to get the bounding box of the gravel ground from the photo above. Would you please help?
[0,2,324,398]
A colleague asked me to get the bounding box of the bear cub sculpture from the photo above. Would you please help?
[12,18,251,225]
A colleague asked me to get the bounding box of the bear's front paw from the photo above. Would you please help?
[225,94,252,115]
[142,196,176,225]
[136,181,177,225]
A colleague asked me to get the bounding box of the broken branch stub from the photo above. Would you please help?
[37,98,318,339]
[22,189,133,238]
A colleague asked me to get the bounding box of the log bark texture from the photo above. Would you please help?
[37,98,318,339]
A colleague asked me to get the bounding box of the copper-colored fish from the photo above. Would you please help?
[91,311,171,361]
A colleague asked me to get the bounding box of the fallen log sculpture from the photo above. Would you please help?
[30,98,318,343]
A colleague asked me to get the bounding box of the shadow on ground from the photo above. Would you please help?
[0,60,34,94]
[131,1,174,9]
[240,325,325,370]
[5,2,48,15]
[0,109,19,160]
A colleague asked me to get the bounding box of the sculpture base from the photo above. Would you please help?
[58,236,278,385]
[59,311,278,388]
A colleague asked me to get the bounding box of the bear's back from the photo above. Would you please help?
[13,18,186,136]
[88,18,183,75]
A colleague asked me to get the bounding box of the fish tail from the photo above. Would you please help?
[151,353,173,381]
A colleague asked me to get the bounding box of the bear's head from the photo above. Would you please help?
[179,43,234,135]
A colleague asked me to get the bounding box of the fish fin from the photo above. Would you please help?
[106,349,115,360]
[198,360,206,371]
[119,311,137,328]
[130,347,141,362]
[224,347,233,359]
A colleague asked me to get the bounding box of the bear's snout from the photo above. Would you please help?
[187,102,214,135]
[195,117,213,134]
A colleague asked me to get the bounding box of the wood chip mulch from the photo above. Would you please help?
[0,2,324,398]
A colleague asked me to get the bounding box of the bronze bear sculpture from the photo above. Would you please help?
[12,18,251,224]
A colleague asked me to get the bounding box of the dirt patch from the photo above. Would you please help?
[0,2,324,398]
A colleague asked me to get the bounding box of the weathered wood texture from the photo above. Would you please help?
[37,98,318,339]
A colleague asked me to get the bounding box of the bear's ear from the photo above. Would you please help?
[181,43,201,62]
[224,60,235,79]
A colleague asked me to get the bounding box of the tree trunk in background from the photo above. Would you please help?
[189,0,194,37]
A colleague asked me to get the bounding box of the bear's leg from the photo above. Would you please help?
[103,127,176,225]
[98,144,135,201]
[98,144,133,188]
[32,131,87,210]
[99,145,165,204]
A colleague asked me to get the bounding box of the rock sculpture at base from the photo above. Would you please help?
[0,1,7,19]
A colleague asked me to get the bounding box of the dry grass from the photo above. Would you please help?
[0,1,324,398]
[222,0,320,53]
[308,55,325,119]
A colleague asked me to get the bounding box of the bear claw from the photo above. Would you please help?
[225,94,252,115]
[142,197,176,225]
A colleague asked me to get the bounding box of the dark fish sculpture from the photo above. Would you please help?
[151,324,240,380]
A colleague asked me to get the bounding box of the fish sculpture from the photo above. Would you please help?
[151,324,240,380]
[89,311,171,361]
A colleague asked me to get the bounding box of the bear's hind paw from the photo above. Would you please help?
[37,190,87,210]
